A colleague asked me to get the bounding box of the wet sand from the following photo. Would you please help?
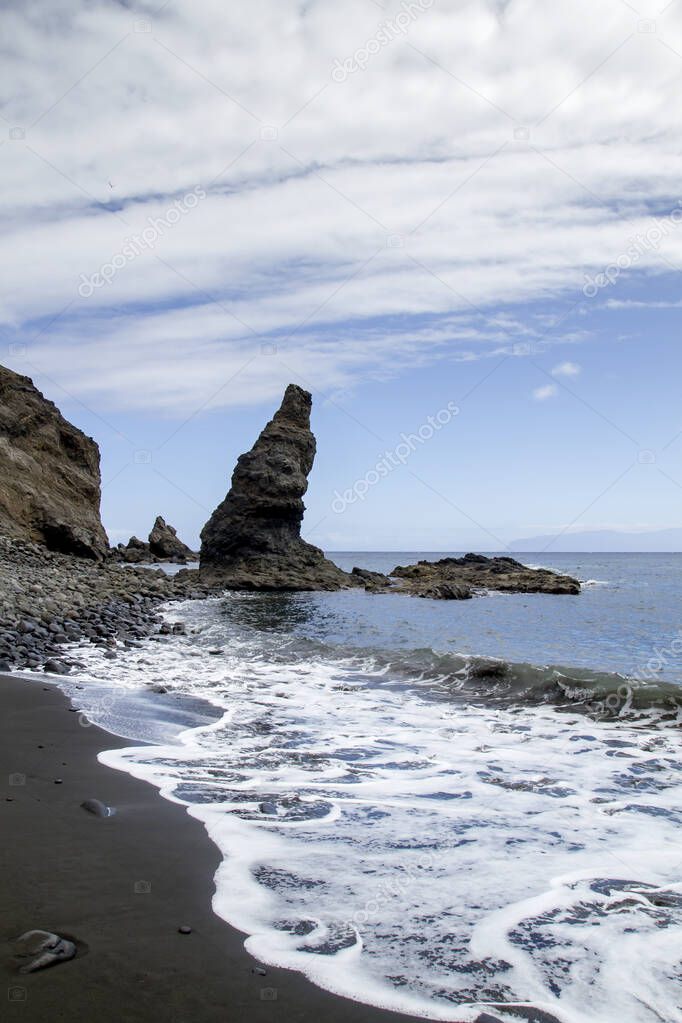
[0,673,474,1023]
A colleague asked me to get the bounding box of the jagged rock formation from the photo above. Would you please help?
[388,554,581,598]
[350,555,580,598]
[200,384,352,590]
[148,516,195,561]
[0,365,108,559]
[112,536,150,564]
[112,518,196,563]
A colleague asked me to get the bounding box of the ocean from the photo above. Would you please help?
[51,553,682,1023]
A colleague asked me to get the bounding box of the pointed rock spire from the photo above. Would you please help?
[148,516,195,561]
[199,384,350,590]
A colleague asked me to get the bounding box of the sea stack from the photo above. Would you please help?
[200,384,351,590]
[0,365,108,559]
[148,516,196,561]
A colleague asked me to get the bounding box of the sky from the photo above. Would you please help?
[2,0,682,551]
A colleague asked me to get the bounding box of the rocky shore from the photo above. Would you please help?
[0,536,212,674]
[0,368,582,675]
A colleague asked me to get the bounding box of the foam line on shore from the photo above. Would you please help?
[53,596,682,1023]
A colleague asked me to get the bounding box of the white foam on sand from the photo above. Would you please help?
[64,598,682,1023]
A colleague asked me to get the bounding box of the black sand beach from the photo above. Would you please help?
[0,674,439,1023]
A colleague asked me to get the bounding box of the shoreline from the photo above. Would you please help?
[0,672,475,1023]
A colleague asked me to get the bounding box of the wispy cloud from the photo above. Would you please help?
[533,383,558,401]
[552,361,581,377]
[605,299,682,309]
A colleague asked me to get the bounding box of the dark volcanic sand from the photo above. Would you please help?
[0,674,478,1023]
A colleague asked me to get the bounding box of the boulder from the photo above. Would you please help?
[111,537,150,563]
[0,365,108,559]
[200,384,352,591]
[351,567,393,592]
[148,516,195,561]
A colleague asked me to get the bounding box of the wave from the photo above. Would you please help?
[47,596,682,1022]
[303,643,682,724]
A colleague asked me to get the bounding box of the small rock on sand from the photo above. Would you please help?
[81,798,115,818]
[14,930,77,973]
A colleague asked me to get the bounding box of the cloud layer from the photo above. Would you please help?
[2,0,682,413]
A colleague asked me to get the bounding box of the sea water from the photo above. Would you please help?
[56,554,682,1022]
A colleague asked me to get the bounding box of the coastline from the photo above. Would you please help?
[0,673,461,1023]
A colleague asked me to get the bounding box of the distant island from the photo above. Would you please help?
[509,528,682,553]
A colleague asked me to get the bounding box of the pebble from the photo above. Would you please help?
[178,926,192,935]
[81,798,115,818]
[0,536,214,674]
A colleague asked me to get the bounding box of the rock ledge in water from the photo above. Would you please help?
[390,553,581,597]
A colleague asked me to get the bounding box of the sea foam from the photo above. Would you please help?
[57,596,682,1023]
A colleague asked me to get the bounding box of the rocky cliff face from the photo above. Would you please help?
[0,365,108,559]
[200,384,351,590]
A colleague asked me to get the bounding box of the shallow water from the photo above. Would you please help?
[55,554,682,1022]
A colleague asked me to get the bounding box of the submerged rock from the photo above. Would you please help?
[0,365,108,559]
[200,384,353,591]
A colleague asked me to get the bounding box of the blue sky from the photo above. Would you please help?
[3,0,682,550]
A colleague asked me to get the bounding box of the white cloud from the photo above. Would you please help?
[606,299,682,309]
[1,0,681,412]
[551,361,581,377]
[533,383,558,401]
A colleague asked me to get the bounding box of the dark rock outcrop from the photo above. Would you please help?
[112,536,150,563]
[350,567,394,593]
[200,384,352,590]
[148,516,195,561]
[391,554,581,597]
[111,518,196,564]
[0,365,108,559]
